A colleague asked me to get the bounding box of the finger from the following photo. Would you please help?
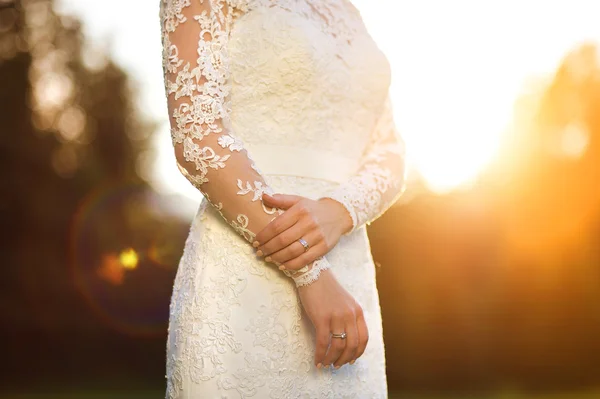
[260,219,311,257]
[314,323,330,368]
[268,240,305,264]
[262,193,302,210]
[322,316,346,368]
[333,317,359,368]
[352,308,369,363]
[281,242,326,271]
[254,208,301,249]
[269,230,323,264]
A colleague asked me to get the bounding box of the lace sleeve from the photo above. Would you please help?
[324,94,407,234]
[159,0,330,286]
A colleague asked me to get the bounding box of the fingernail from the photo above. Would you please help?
[252,241,260,248]
[334,365,340,370]
[349,360,355,365]
[265,256,272,262]
[278,265,286,270]
[256,250,263,257]
[316,363,322,369]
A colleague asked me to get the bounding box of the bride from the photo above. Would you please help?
[158,0,406,397]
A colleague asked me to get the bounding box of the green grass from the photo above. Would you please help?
[1,392,164,399]
[3,390,600,399]
[389,391,600,399]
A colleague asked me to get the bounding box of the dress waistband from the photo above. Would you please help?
[247,144,356,184]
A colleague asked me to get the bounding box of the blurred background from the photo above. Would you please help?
[1,0,600,398]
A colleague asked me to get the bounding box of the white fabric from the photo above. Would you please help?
[158,0,407,397]
[247,144,356,183]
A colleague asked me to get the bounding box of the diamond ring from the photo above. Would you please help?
[331,332,347,339]
[298,238,310,252]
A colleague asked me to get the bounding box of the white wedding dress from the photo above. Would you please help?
[158,0,407,397]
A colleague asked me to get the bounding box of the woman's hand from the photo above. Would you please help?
[297,269,368,369]
[253,194,353,271]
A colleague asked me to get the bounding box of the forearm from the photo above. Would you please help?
[322,95,407,233]
[174,142,277,241]
[161,0,330,287]
[173,129,333,286]
[324,150,406,233]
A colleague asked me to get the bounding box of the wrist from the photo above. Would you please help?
[289,257,331,288]
[296,267,334,292]
[319,197,354,235]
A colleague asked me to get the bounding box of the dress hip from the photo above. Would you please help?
[165,176,388,399]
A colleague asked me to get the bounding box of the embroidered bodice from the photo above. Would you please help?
[159,0,406,286]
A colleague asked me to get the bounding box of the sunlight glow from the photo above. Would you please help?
[352,0,600,193]
[557,124,590,159]
[56,0,600,198]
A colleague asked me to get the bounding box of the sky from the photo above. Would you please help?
[55,0,600,200]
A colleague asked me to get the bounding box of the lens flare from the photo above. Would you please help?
[69,181,171,337]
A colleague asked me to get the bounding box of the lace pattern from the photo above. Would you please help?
[283,256,332,287]
[161,0,328,286]
[166,183,388,398]
[325,95,407,234]
[159,0,404,397]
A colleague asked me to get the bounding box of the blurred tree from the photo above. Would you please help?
[0,0,15,11]
[370,44,600,395]
[488,43,600,391]
[2,0,600,396]
[494,43,600,262]
[0,0,188,392]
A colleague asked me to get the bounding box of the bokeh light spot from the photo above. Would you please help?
[560,123,589,159]
[97,253,124,285]
[119,248,138,270]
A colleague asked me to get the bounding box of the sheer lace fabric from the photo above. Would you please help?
[159,0,406,397]
[325,95,407,234]
[161,0,331,286]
